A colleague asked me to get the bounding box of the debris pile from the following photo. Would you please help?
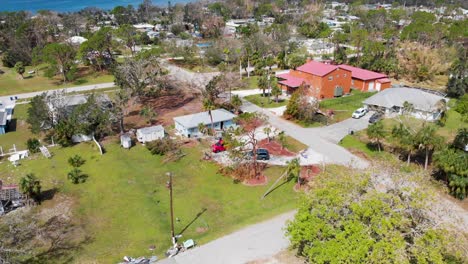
[0,180,25,215]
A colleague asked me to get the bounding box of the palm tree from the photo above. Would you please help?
[367,121,386,152]
[19,173,41,202]
[68,168,87,184]
[286,158,301,184]
[415,124,444,170]
[271,82,282,103]
[263,126,272,142]
[203,98,216,135]
[391,123,416,164]
[258,73,269,97]
[231,94,242,114]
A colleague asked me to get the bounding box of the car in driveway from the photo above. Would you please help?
[352,107,368,119]
[369,112,383,123]
[247,148,270,160]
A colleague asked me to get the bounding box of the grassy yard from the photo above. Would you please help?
[283,136,308,153]
[0,64,114,96]
[339,134,379,158]
[245,94,288,108]
[0,141,299,263]
[319,90,376,122]
[0,104,36,150]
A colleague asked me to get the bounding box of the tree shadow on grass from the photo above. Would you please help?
[262,179,290,199]
[39,188,59,202]
[178,208,207,235]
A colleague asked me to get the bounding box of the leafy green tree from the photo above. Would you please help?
[40,43,77,82]
[26,138,40,154]
[452,128,467,151]
[19,173,41,202]
[263,126,272,142]
[287,54,306,70]
[14,61,25,79]
[257,73,269,97]
[446,49,467,98]
[454,94,468,121]
[400,11,436,44]
[287,170,461,263]
[231,94,242,114]
[284,88,301,118]
[271,83,282,103]
[434,147,468,199]
[367,121,386,152]
[116,24,138,56]
[79,27,115,71]
[298,22,331,38]
[415,125,444,170]
[27,94,52,134]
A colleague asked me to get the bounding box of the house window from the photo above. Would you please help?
[336,74,339,78]
[328,76,333,81]
[351,79,354,85]
[344,73,347,77]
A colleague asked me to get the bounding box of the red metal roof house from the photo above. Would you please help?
[277,61,391,99]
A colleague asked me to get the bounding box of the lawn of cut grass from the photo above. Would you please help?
[319,90,376,123]
[339,134,379,158]
[0,141,299,263]
[238,76,260,90]
[283,136,308,153]
[0,64,114,96]
[245,94,288,108]
[0,104,36,150]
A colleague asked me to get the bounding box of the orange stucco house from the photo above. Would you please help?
[277,61,391,99]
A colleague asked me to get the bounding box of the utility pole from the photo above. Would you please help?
[166,172,176,246]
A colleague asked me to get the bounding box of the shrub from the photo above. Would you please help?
[26,138,41,153]
[67,168,88,184]
[68,155,86,168]
[146,138,178,155]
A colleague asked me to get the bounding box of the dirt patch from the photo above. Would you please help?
[244,175,268,186]
[293,165,321,192]
[124,90,203,130]
[196,227,209,233]
[258,139,296,156]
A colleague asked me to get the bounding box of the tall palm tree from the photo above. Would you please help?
[203,98,216,135]
[415,125,444,170]
[367,121,386,152]
[231,94,242,114]
[392,123,415,164]
[19,173,41,202]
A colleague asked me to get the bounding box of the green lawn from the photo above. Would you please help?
[339,134,379,158]
[0,64,114,96]
[245,94,288,108]
[0,141,298,263]
[0,104,36,150]
[283,136,308,153]
[320,90,376,123]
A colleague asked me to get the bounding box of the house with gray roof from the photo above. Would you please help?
[363,87,447,121]
[173,109,237,137]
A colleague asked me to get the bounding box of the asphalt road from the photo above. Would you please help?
[0,82,116,104]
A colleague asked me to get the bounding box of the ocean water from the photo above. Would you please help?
[0,0,188,13]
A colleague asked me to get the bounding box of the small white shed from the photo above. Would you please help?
[136,125,165,143]
[120,134,133,149]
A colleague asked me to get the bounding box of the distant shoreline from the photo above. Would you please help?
[0,0,191,13]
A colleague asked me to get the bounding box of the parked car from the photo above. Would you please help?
[247,148,270,160]
[211,138,226,153]
[352,107,368,119]
[369,112,383,123]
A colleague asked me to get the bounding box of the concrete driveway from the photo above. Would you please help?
[240,97,369,169]
[158,211,295,264]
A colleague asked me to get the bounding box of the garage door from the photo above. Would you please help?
[368,81,375,91]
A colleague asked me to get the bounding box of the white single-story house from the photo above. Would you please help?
[136,125,165,143]
[47,93,111,124]
[173,109,237,137]
[363,87,448,121]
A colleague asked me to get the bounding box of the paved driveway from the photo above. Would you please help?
[241,99,369,169]
[159,211,295,264]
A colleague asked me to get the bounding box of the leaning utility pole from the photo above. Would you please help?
[166,172,176,246]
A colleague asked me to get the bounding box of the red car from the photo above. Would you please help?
[212,139,226,153]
